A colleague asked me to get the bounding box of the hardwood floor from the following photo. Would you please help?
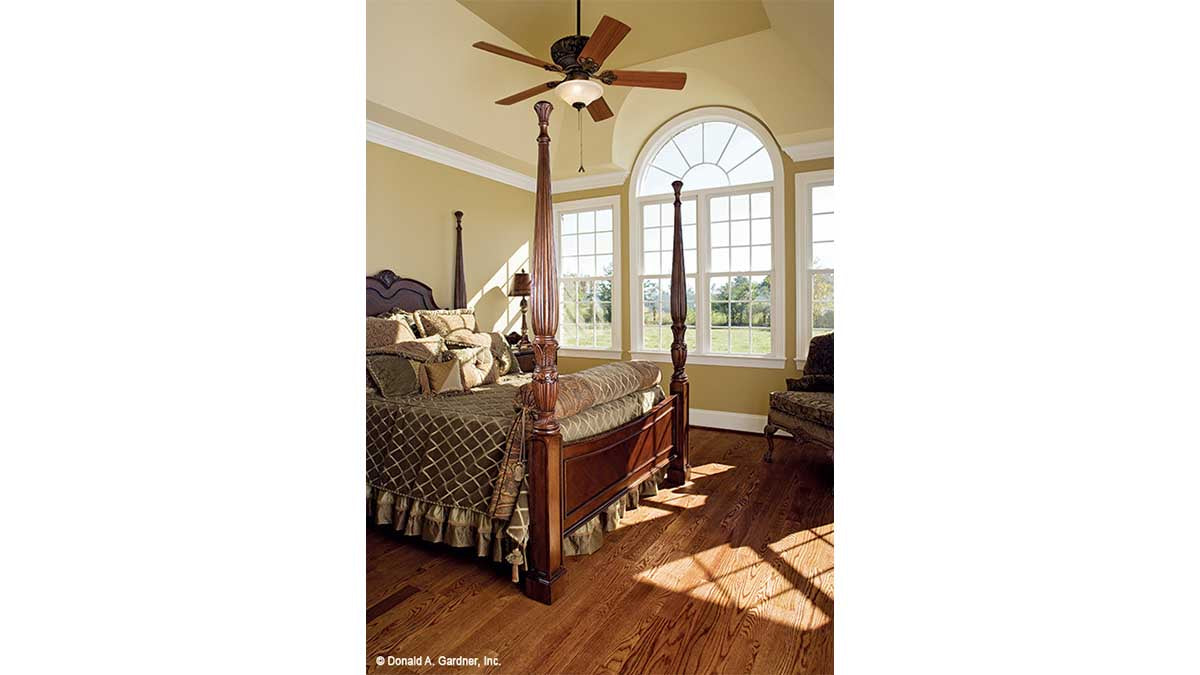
[367,428,834,674]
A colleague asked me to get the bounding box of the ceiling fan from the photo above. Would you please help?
[471,0,687,123]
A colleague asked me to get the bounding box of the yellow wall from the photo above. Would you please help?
[367,141,532,336]
[556,155,833,417]
[367,138,832,418]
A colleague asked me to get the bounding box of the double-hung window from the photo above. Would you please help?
[796,170,835,361]
[553,195,621,358]
[629,110,786,368]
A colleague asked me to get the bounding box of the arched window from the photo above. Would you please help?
[629,108,786,367]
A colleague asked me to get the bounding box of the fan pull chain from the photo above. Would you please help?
[577,108,585,173]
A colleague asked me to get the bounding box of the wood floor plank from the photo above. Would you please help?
[366,428,834,674]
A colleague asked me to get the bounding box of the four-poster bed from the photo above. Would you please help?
[366,100,690,604]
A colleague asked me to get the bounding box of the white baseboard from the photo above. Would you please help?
[689,408,767,434]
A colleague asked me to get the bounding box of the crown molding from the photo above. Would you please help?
[366,120,536,192]
[783,139,834,162]
[552,170,629,194]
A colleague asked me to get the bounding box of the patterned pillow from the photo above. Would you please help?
[366,354,422,398]
[366,335,447,363]
[448,345,498,389]
[414,308,477,339]
[366,317,418,348]
[446,331,518,376]
[418,359,465,395]
[378,307,419,333]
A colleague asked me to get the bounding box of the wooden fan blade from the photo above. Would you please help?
[495,81,559,105]
[473,41,560,71]
[577,15,631,68]
[587,97,613,122]
[603,70,687,90]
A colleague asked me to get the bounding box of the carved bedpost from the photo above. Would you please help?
[453,210,467,308]
[524,100,565,604]
[665,180,692,487]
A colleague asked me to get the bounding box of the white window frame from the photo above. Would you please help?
[795,169,835,364]
[552,194,622,359]
[627,107,787,369]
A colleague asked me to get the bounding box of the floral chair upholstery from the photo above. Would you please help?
[764,333,833,462]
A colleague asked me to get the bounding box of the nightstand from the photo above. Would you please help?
[513,347,535,373]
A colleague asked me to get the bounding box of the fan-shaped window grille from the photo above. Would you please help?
[637,121,775,197]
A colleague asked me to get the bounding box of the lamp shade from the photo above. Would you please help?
[556,78,603,108]
[509,271,532,297]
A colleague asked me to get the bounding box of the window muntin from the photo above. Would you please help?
[558,204,616,349]
[637,121,773,197]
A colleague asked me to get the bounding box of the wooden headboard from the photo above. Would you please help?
[366,270,440,316]
[366,211,468,316]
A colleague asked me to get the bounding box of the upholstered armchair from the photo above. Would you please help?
[764,333,833,462]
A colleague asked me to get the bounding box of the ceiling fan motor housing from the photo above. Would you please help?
[551,35,593,73]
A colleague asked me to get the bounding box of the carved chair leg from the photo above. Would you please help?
[763,423,779,463]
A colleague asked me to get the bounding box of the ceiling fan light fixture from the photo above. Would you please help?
[557,77,603,109]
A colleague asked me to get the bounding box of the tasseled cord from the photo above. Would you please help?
[503,406,532,584]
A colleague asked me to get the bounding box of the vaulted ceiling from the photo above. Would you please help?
[367,0,832,181]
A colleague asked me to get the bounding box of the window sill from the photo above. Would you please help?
[558,348,623,360]
[629,350,786,370]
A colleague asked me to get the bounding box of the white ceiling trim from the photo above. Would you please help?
[551,170,629,194]
[783,140,834,162]
[366,120,536,192]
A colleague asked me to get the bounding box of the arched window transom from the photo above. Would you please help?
[637,121,775,197]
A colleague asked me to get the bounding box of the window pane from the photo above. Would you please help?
[680,163,729,191]
[639,166,675,197]
[710,276,730,301]
[727,147,773,185]
[751,191,771,218]
[562,300,577,324]
[674,123,704,165]
[731,194,750,220]
[813,271,834,332]
[579,233,596,254]
[683,224,697,249]
[730,275,752,301]
[682,199,697,224]
[812,241,835,269]
[717,126,762,169]
[561,323,578,346]
[684,249,696,273]
[596,230,612,254]
[653,140,689,178]
[751,218,771,245]
[596,209,613,231]
[703,122,736,163]
[710,195,729,221]
[711,221,729,247]
[561,213,577,234]
[753,275,771,301]
[597,254,613,276]
[711,247,729,273]
[730,246,750,271]
[813,213,835,242]
[578,255,595,276]
[562,256,578,276]
[710,301,730,327]
[644,251,660,274]
[578,211,595,233]
[812,184,834,214]
[751,245,771,270]
[750,327,771,354]
[562,234,577,256]
[661,251,674,275]
[730,220,750,246]
[731,329,753,354]
[710,325,730,352]
[751,301,771,327]
[660,227,674,252]
[643,203,661,229]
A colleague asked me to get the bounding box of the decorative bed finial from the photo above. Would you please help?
[534,100,553,134]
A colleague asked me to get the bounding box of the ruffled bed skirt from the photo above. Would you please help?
[366,467,664,564]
